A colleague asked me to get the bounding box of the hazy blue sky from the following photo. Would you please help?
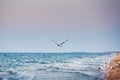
[0,0,120,52]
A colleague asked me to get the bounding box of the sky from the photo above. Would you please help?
[0,0,120,52]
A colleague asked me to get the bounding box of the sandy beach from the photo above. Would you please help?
[104,52,120,80]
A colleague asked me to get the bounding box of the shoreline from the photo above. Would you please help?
[104,52,120,80]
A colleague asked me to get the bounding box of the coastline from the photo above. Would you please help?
[104,52,120,80]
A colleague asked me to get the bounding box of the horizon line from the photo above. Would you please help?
[0,51,119,53]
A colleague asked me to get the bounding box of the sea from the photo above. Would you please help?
[0,52,115,80]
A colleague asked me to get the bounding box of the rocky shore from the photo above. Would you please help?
[104,52,120,80]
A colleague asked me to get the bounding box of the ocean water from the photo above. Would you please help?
[0,52,115,80]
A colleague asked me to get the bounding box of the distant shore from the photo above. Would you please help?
[104,52,120,80]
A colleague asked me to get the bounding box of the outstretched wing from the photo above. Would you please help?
[51,39,59,45]
[60,39,69,45]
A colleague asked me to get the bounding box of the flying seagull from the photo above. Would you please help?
[51,39,69,47]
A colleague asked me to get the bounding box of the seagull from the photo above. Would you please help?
[51,39,69,47]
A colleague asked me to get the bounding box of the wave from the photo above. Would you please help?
[0,52,114,80]
[0,70,103,80]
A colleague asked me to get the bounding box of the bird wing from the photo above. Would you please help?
[60,39,69,45]
[51,39,59,45]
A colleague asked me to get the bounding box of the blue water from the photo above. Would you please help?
[0,52,114,80]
